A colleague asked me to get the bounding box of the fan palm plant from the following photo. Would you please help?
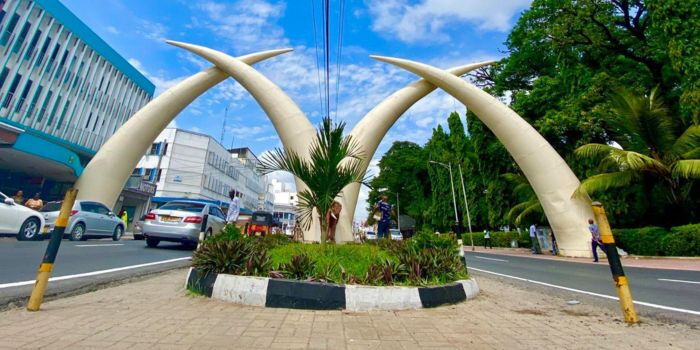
[574,87,700,204]
[502,173,544,225]
[257,117,367,243]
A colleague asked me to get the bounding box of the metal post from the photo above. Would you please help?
[592,202,639,324]
[447,163,460,235]
[27,188,78,311]
[458,164,474,251]
[396,192,400,231]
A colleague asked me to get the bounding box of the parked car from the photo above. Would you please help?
[246,211,274,236]
[365,231,377,240]
[132,215,146,240]
[0,191,45,241]
[41,200,125,241]
[141,201,226,248]
[389,229,403,241]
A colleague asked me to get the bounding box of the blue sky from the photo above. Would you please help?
[62,0,531,219]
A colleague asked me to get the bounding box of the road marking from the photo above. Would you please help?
[469,267,700,316]
[75,244,124,247]
[474,256,509,262]
[0,257,191,289]
[658,278,700,285]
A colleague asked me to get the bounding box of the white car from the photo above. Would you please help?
[390,229,403,241]
[0,191,45,241]
[365,231,377,240]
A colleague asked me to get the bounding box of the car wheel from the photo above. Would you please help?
[70,224,86,241]
[112,225,124,241]
[17,218,40,241]
[146,238,159,248]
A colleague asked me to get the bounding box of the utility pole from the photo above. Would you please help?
[458,164,474,251]
[429,161,460,236]
[396,192,400,231]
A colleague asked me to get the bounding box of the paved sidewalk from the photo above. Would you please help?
[1,269,698,349]
[465,246,700,271]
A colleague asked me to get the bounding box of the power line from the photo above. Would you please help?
[310,0,325,115]
[334,0,346,120]
[323,0,331,119]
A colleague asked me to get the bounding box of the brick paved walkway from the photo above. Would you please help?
[1,269,698,349]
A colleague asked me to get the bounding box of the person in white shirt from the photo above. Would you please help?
[529,223,541,254]
[483,229,492,249]
[226,190,241,225]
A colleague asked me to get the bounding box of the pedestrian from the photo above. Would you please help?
[529,223,541,254]
[326,201,342,242]
[226,190,241,226]
[12,190,24,204]
[483,229,492,249]
[119,209,128,226]
[550,230,558,256]
[373,195,394,239]
[588,218,605,262]
[24,192,43,211]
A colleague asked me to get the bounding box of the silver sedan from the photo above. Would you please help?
[142,201,226,249]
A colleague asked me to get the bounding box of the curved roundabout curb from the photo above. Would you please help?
[186,268,479,311]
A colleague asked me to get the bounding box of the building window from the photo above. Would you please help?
[0,14,19,46]
[14,79,32,113]
[132,168,141,175]
[3,73,22,108]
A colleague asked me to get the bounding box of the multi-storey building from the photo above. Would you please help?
[270,178,297,235]
[135,128,274,214]
[0,0,154,200]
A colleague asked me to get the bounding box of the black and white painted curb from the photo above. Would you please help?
[186,268,479,311]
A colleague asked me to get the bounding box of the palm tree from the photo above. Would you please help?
[502,173,544,225]
[257,117,366,243]
[574,88,700,205]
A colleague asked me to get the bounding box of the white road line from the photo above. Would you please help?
[469,267,700,316]
[75,244,124,247]
[474,256,509,262]
[658,278,700,285]
[0,257,191,289]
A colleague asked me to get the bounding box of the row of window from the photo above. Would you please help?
[206,150,241,179]
[203,174,242,198]
[0,1,151,150]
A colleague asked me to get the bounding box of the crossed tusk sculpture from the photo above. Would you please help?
[73,42,594,257]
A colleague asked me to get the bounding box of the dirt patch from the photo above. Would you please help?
[561,309,593,317]
[515,308,547,316]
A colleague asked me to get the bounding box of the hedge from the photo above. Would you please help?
[462,231,531,248]
[613,224,700,256]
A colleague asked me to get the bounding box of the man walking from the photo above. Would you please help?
[529,223,541,254]
[589,219,605,262]
[226,190,241,225]
[373,195,394,239]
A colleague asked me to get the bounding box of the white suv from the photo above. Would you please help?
[0,191,45,241]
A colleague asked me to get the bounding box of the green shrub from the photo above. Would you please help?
[463,231,524,248]
[193,239,260,274]
[612,227,667,256]
[661,224,700,257]
[208,224,243,243]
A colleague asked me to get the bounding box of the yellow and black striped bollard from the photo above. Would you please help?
[27,188,78,311]
[592,201,639,324]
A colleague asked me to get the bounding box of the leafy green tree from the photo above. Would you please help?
[502,173,545,226]
[575,88,700,223]
[258,117,366,243]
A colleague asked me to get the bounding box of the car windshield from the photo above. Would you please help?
[159,202,204,213]
[254,215,269,222]
[40,202,63,212]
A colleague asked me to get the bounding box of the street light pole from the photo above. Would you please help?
[396,192,400,231]
[429,161,460,235]
[458,164,475,251]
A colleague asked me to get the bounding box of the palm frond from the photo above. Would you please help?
[574,171,636,198]
[682,147,700,160]
[671,160,700,179]
[575,143,617,159]
[507,199,542,225]
[670,125,700,159]
[577,143,668,173]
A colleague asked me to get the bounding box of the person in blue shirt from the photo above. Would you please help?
[589,218,605,262]
[373,195,395,239]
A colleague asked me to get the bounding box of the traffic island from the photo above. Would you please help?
[185,267,480,311]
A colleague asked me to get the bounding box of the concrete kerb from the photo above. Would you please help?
[185,267,480,311]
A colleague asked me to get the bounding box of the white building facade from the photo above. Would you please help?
[135,128,273,212]
[0,0,154,201]
[270,178,297,234]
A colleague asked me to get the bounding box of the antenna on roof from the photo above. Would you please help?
[220,105,229,144]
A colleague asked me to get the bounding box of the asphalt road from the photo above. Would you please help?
[0,238,193,307]
[464,250,700,318]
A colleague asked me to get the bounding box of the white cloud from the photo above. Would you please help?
[197,0,288,52]
[227,124,268,140]
[367,0,531,43]
[127,58,186,95]
[106,26,120,34]
[138,20,168,42]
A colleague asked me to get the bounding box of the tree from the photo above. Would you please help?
[575,88,700,223]
[502,173,545,226]
[258,117,366,243]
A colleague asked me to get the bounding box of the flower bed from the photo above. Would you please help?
[186,227,479,310]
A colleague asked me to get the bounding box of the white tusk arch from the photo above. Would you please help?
[371,55,593,257]
[75,48,293,208]
[334,61,495,242]
[166,41,322,240]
